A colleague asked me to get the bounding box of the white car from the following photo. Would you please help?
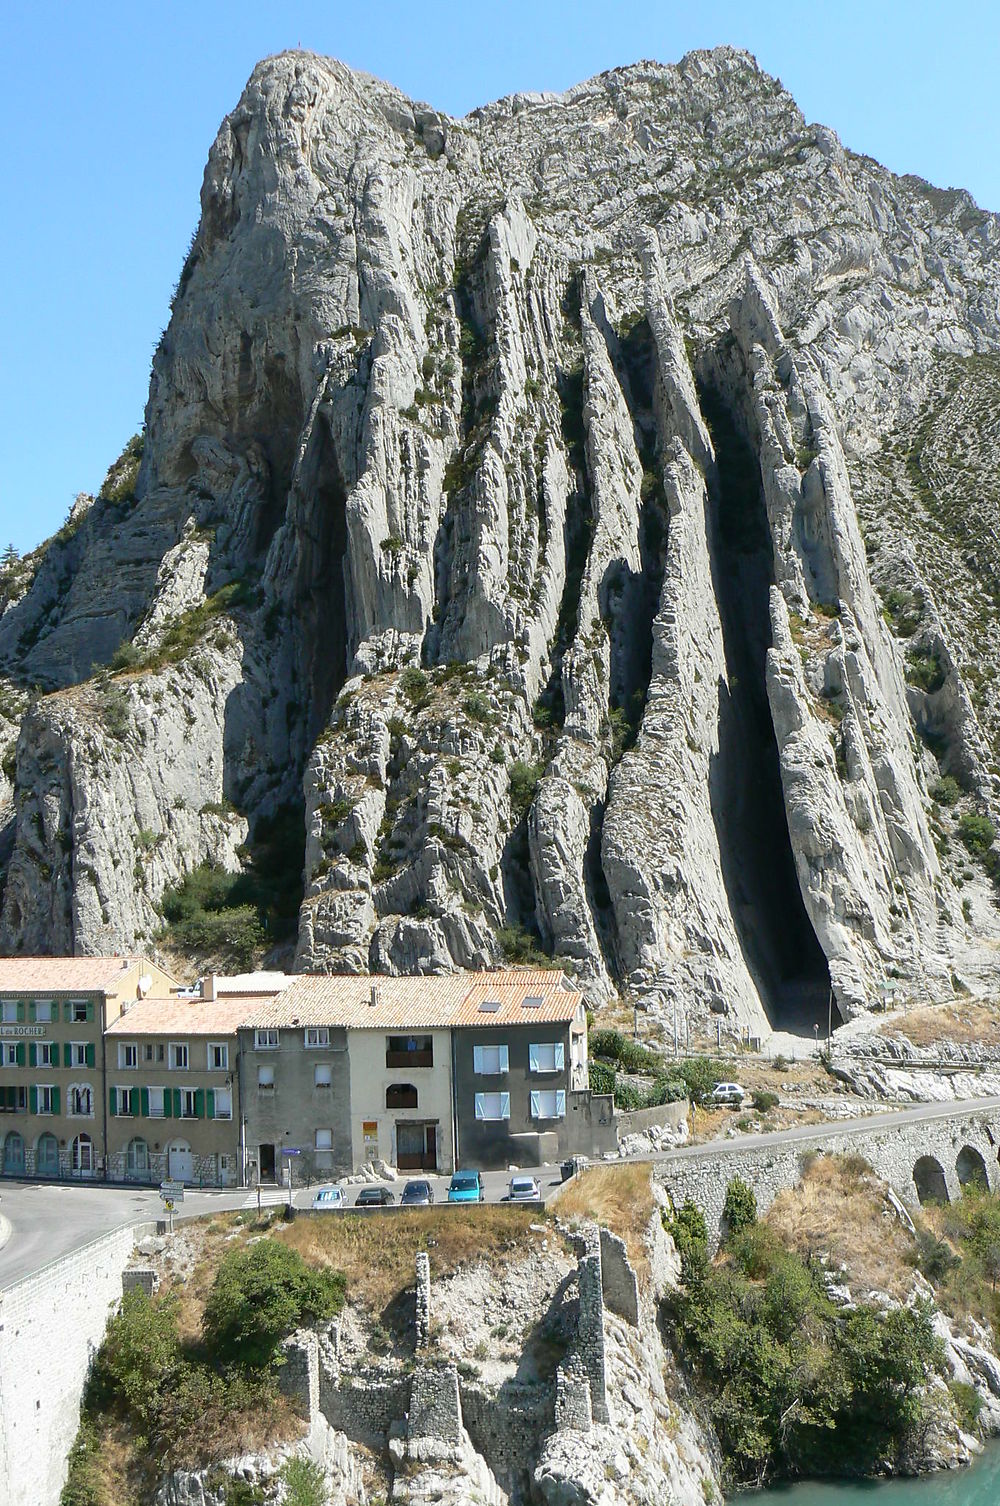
[311,1184,346,1211]
[710,1082,746,1107]
[507,1175,541,1203]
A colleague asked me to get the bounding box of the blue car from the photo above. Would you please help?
[448,1169,486,1203]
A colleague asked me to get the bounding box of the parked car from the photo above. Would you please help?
[448,1170,486,1203]
[507,1175,541,1203]
[355,1186,395,1207]
[311,1184,346,1211]
[400,1179,434,1206]
[710,1082,746,1106]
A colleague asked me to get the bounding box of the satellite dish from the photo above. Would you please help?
[138,974,153,998]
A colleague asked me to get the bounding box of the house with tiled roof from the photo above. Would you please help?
[238,969,608,1181]
[0,955,177,1180]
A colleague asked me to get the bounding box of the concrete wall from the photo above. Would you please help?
[616,1098,689,1137]
[0,1220,149,1506]
[240,1025,351,1181]
[346,1026,454,1173]
[656,1106,1000,1251]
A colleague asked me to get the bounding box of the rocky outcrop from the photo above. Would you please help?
[3,48,1000,1032]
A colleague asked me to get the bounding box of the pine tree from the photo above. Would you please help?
[0,543,18,569]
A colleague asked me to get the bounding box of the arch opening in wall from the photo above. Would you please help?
[126,1137,151,1180]
[2,1130,25,1175]
[35,1131,59,1177]
[72,1133,95,1177]
[957,1144,989,1191]
[387,1083,418,1109]
[913,1154,949,1205]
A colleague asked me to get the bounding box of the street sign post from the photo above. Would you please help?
[159,1180,184,1233]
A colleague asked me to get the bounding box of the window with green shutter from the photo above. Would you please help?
[86,1001,94,1023]
[140,1088,149,1117]
[16,1001,24,1023]
[63,1043,71,1068]
[28,1043,36,1068]
[206,1089,215,1120]
[27,1001,36,1022]
[162,1089,172,1118]
[51,1086,60,1115]
[109,1087,117,1117]
[194,1088,204,1118]
[86,1043,95,1069]
[15,1043,24,1067]
[29,1085,37,1113]
[172,1088,182,1118]
[63,1001,72,1023]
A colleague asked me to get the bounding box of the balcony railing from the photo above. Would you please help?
[385,1050,433,1068]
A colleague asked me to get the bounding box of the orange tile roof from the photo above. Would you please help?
[106,995,258,1036]
[0,956,158,994]
[244,970,582,1030]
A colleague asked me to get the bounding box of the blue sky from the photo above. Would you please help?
[2,0,997,556]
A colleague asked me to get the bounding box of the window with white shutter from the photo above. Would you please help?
[473,1044,509,1075]
[529,1042,564,1073]
[474,1091,511,1121]
[530,1089,566,1119]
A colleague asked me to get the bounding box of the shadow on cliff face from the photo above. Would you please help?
[700,379,836,1034]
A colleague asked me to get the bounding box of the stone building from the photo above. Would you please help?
[104,994,249,1186]
[0,956,177,1180]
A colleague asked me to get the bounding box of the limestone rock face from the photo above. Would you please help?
[3,47,1000,1031]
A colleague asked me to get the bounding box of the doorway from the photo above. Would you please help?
[395,1121,438,1171]
[167,1140,193,1183]
[36,1132,59,1177]
[259,1142,276,1182]
[3,1131,25,1175]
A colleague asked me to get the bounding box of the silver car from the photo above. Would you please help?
[311,1184,346,1211]
[507,1175,541,1203]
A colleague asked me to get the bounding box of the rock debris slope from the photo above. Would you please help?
[2,47,1000,1033]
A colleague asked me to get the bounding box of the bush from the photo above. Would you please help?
[906,648,947,694]
[931,775,961,807]
[949,1378,984,1433]
[958,812,996,857]
[589,1028,664,1076]
[59,1417,102,1506]
[109,639,144,671]
[674,1056,722,1104]
[399,666,429,704]
[508,760,543,818]
[751,1090,779,1113]
[279,1458,328,1506]
[202,1241,345,1369]
[664,1200,708,1285]
[722,1177,758,1239]
[87,1289,180,1444]
[587,1060,615,1096]
[462,691,494,723]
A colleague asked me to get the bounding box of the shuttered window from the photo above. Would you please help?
[528,1042,564,1074]
[473,1044,509,1075]
[474,1092,510,1121]
[529,1089,566,1119]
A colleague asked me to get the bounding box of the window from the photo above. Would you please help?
[35,1085,56,1115]
[304,1027,329,1048]
[143,1043,154,1062]
[473,1044,509,1075]
[257,1065,274,1092]
[386,1083,417,1109]
[34,1001,53,1023]
[386,1035,433,1067]
[180,1090,198,1119]
[528,1042,565,1074]
[0,1002,17,1023]
[213,1088,232,1120]
[314,1064,332,1088]
[255,1029,278,1050]
[169,1043,189,1070]
[315,1128,332,1150]
[118,1042,138,1069]
[147,1087,165,1118]
[156,1043,165,1062]
[530,1089,566,1119]
[2,1044,17,1066]
[474,1091,511,1121]
[113,1086,137,1117]
[72,1133,94,1173]
[0,1086,27,1112]
[38,1041,58,1068]
[70,1000,90,1023]
[70,1042,88,1068]
[69,1085,93,1117]
[208,1042,229,1070]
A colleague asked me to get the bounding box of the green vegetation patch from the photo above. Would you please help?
[665,1203,943,1488]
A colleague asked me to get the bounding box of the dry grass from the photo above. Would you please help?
[765,1152,916,1296]
[878,999,1000,1049]
[553,1162,653,1268]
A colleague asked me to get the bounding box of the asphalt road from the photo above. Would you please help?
[5,1095,1000,1288]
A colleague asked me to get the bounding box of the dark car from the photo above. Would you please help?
[400,1179,434,1206]
[355,1186,395,1207]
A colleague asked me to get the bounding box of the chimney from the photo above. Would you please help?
[203,974,217,1001]
[370,982,379,1009]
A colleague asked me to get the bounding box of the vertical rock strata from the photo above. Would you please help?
[2,48,1000,1030]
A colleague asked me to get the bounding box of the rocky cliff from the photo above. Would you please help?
[3,47,1000,1034]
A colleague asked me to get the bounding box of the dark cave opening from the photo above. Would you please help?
[700,380,839,1035]
[297,423,350,748]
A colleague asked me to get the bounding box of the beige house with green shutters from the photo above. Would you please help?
[103,994,253,1186]
[0,956,177,1179]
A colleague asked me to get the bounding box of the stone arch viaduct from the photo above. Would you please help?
[653,1096,1000,1250]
